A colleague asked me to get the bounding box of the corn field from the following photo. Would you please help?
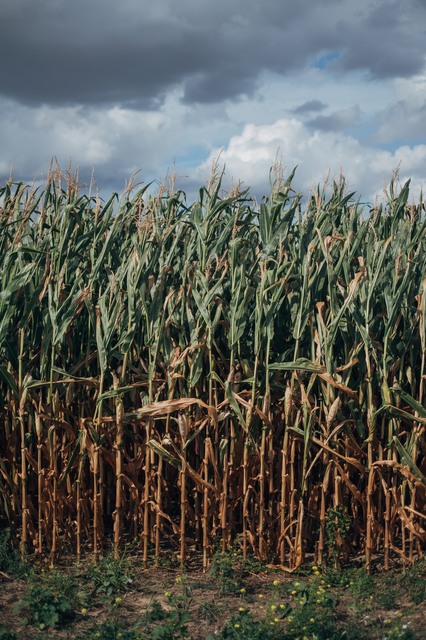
[0,167,425,572]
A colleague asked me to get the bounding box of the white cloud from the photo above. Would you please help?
[196,118,426,203]
[375,72,426,143]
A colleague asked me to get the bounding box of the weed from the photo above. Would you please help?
[208,609,283,639]
[0,626,16,640]
[209,545,249,594]
[85,553,133,600]
[18,582,74,629]
[345,567,374,608]
[83,619,142,640]
[198,600,220,624]
[143,599,168,623]
[401,557,426,604]
[325,505,351,568]
[285,578,339,640]
[0,528,29,579]
[151,616,190,640]
[141,576,192,639]
[17,567,81,629]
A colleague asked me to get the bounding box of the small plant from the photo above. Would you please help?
[18,582,74,629]
[401,556,426,604]
[282,577,339,640]
[144,599,168,624]
[325,505,351,569]
[85,553,133,600]
[17,567,80,629]
[198,600,220,624]
[344,566,374,607]
[0,528,29,579]
[148,576,192,639]
[209,545,246,594]
[83,619,142,640]
[209,609,283,640]
[0,626,17,640]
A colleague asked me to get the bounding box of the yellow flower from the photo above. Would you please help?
[313,570,321,575]
[294,581,300,586]
[234,624,240,629]
[175,576,182,583]
[81,608,88,615]
[115,597,122,604]
[240,587,246,593]
[291,590,297,595]
[274,617,280,623]
[279,604,285,609]
[239,607,245,612]
[270,604,277,611]
[258,593,264,599]
[165,591,172,598]
[273,579,280,586]
[310,617,315,622]
[312,565,318,570]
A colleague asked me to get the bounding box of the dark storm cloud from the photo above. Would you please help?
[307,106,361,132]
[0,0,425,108]
[332,1,426,80]
[292,100,328,114]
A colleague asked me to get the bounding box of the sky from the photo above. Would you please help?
[1,0,426,204]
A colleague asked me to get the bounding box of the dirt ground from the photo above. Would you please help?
[1,554,425,639]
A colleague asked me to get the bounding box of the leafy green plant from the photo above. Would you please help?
[143,599,168,624]
[325,505,351,568]
[17,567,81,629]
[209,609,283,640]
[401,556,426,604]
[209,546,249,594]
[0,626,17,640]
[83,619,142,640]
[0,528,29,579]
[198,600,221,624]
[151,616,190,640]
[282,577,340,639]
[147,576,192,639]
[344,566,374,607]
[18,582,74,629]
[85,553,133,600]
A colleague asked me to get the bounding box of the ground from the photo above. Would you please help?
[0,543,425,640]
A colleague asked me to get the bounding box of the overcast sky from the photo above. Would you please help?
[1,0,426,203]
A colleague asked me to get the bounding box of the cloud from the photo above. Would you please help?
[307,106,361,132]
[1,0,425,108]
[375,74,426,144]
[195,118,426,202]
[332,1,426,80]
[292,100,328,115]
[0,98,182,190]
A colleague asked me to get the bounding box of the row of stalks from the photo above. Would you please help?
[0,167,425,572]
